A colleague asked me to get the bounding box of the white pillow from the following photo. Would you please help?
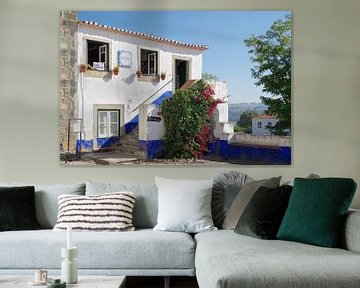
[153,177,217,233]
[53,192,135,232]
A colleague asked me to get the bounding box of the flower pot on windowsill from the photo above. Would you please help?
[135,70,142,78]
[113,67,119,76]
[80,64,88,73]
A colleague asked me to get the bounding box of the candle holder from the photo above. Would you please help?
[61,247,78,284]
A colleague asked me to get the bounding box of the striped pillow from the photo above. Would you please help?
[53,192,136,231]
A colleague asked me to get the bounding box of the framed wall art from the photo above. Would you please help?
[59,10,291,166]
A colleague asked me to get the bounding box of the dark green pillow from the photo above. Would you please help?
[0,186,41,231]
[277,178,357,247]
[235,185,292,239]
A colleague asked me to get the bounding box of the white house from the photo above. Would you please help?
[75,20,208,151]
[252,115,279,136]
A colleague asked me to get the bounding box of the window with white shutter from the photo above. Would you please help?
[97,110,119,138]
[140,48,158,75]
[87,40,109,70]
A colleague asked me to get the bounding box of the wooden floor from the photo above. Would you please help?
[126,276,199,288]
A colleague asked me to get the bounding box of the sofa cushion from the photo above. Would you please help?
[53,192,136,232]
[153,177,216,233]
[195,230,360,288]
[234,185,292,239]
[0,186,40,231]
[342,209,360,253]
[0,229,195,271]
[0,183,86,229]
[212,171,251,228]
[222,177,281,229]
[86,182,158,229]
[277,178,357,247]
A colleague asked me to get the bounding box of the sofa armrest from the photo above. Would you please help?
[342,209,360,253]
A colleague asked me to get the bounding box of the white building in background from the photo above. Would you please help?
[252,115,279,136]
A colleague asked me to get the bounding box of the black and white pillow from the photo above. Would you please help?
[53,192,136,231]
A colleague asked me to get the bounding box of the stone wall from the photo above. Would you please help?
[59,11,78,152]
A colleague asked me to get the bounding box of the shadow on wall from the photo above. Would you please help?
[123,73,135,85]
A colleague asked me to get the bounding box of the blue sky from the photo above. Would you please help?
[78,11,290,103]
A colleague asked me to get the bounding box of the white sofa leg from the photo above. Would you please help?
[164,276,170,288]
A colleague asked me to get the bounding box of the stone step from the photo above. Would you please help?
[117,147,139,153]
[118,138,139,145]
[90,152,143,165]
[117,143,140,150]
[116,147,146,157]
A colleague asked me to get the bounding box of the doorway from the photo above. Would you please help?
[174,59,189,90]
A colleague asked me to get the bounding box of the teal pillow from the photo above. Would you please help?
[277,178,357,247]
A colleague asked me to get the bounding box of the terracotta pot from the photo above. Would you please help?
[161,75,166,80]
[80,65,87,73]
[113,69,119,76]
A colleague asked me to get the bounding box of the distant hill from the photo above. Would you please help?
[228,102,267,123]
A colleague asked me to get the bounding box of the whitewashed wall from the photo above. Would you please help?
[252,117,279,136]
[139,104,165,141]
[212,80,229,123]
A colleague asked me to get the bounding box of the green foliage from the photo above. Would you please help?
[236,109,259,133]
[245,14,291,135]
[202,72,219,82]
[161,80,222,159]
[233,125,246,133]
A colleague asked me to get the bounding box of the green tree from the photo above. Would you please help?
[236,109,259,133]
[202,73,218,82]
[245,14,291,135]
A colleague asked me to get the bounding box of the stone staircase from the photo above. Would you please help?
[115,128,146,159]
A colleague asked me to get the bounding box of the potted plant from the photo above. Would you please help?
[160,71,166,80]
[79,64,89,73]
[135,69,142,78]
[113,65,119,76]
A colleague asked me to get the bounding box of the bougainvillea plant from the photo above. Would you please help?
[161,80,224,159]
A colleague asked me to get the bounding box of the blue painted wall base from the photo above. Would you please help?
[76,137,120,153]
[139,140,165,160]
[210,139,291,165]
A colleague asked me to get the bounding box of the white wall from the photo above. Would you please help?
[0,0,359,208]
[252,117,279,136]
[212,80,229,124]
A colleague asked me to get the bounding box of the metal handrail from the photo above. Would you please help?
[131,78,173,113]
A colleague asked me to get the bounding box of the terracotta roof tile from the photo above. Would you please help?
[78,20,209,51]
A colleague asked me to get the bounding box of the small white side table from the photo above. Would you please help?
[0,275,126,288]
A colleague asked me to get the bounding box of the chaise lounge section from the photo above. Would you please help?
[195,214,360,288]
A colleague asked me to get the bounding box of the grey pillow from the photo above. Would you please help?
[86,181,158,229]
[0,183,85,228]
[153,177,217,233]
[212,171,252,228]
[222,177,281,230]
[284,173,320,186]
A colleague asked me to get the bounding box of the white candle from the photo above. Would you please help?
[67,225,72,249]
